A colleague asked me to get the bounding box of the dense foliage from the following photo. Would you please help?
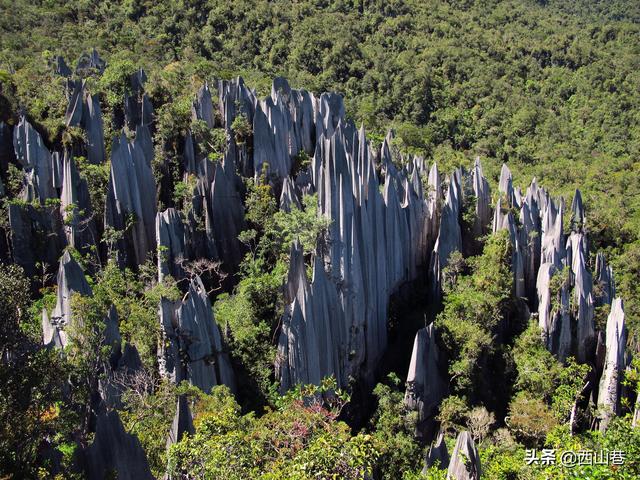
[1,0,639,478]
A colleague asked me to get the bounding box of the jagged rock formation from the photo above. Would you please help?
[43,250,92,348]
[423,430,449,472]
[594,252,615,306]
[105,130,157,267]
[8,201,66,276]
[430,172,462,296]
[183,152,246,271]
[471,158,491,237]
[597,298,627,431]
[83,410,153,480]
[192,82,217,129]
[279,176,301,212]
[276,243,344,391]
[60,153,96,250]
[166,395,195,448]
[278,105,448,390]
[159,276,235,393]
[13,116,57,202]
[156,208,186,282]
[404,324,446,433]
[492,197,525,298]
[447,431,481,480]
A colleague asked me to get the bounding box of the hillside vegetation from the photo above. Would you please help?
[1,1,640,479]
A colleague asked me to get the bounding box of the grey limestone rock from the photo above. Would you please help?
[83,92,105,164]
[447,431,481,480]
[498,163,517,208]
[105,131,157,266]
[280,176,301,214]
[472,158,491,237]
[430,174,462,296]
[192,82,216,129]
[159,276,235,393]
[156,208,186,282]
[13,116,57,202]
[65,79,85,127]
[566,233,595,363]
[594,252,615,306]
[597,298,627,432]
[423,430,449,472]
[492,198,525,298]
[83,410,153,480]
[53,55,71,77]
[8,201,66,275]
[218,76,257,130]
[571,189,585,233]
[46,250,92,348]
[541,198,565,266]
[166,395,195,449]
[404,324,446,430]
[60,153,95,250]
[209,159,245,269]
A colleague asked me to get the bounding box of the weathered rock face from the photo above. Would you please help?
[192,82,217,129]
[252,78,317,181]
[105,130,157,267]
[499,163,517,208]
[423,430,449,472]
[159,276,235,393]
[571,189,585,232]
[60,153,96,251]
[277,104,446,389]
[430,173,463,296]
[566,232,595,363]
[43,250,92,348]
[541,197,565,266]
[218,76,257,132]
[166,395,195,449]
[53,55,72,77]
[83,92,106,164]
[492,198,525,298]
[156,208,186,282]
[83,410,153,480]
[404,324,446,433]
[8,200,66,276]
[209,159,245,269]
[279,176,301,212]
[598,298,627,431]
[125,92,153,129]
[594,252,615,306]
[472,158,491,238]
[447,431,481,480]
[13,116,57,202]
[183,153,245,272]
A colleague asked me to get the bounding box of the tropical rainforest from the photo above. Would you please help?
[1,0,640,479]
